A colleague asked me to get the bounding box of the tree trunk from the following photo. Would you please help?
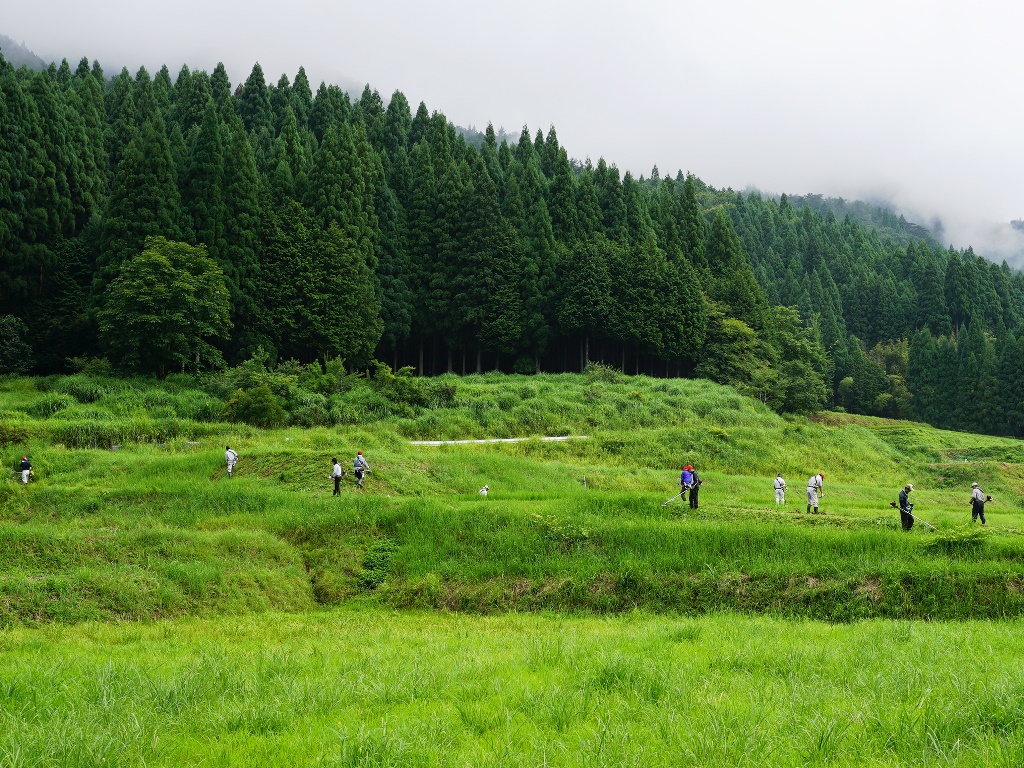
[418,338,424,376]
[446,345,452,374]
[476,348,481,374]
[585,333,590,369]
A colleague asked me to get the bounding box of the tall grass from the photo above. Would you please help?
[1,610,1024,767]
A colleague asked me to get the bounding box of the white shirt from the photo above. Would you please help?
[972,487,985,503]
[807,474,823,491]
[774,476,786,490]
[226,449,238,463]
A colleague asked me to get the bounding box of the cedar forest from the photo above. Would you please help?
[1,53,1023,438]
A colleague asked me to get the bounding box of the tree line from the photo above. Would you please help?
[1,51,1023,433]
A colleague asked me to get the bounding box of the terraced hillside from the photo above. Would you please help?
[3,372,1024,625]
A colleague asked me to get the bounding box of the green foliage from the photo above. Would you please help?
[371,361,429,407]
[98,237,231,376]
[584,361,623,383]
[221,384,286,427]
[27,393,76,417]
[358,538,397,589]
[0,315,33,374]
[531,513,590,546]
[924,525,987,557]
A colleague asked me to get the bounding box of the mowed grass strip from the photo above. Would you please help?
[1,609,1024,767]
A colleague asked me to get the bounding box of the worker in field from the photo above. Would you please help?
[806,472,824,514]
[225,445,238,478]
[331,457,345,496]
[479,485,489,496]
[774,473,787,505]
[970,482,989,524]
[688,465,702,509]
[19,456,32,484]
[680,465,693,496]
[898,483,914,531]
[354,450,370,488]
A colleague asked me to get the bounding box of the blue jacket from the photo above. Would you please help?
[680,470,693,486]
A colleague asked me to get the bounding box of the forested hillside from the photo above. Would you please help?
[2,51,1023,436]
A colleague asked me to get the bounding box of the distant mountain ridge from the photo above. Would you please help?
[760,192,944,250]
[0,34,48,70]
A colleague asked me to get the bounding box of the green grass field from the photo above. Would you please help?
[3,371,1024,764]
[3,610,1024,767]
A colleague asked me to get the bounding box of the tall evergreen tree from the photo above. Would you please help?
[98,115,182,287]
[236,63,273,136]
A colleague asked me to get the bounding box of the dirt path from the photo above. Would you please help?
[409,435,590,446]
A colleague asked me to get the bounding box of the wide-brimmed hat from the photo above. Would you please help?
[906,483,914,491]
[972,482,979,487]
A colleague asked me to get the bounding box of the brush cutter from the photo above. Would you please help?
[890,500,937,531]
[662,491,684,507]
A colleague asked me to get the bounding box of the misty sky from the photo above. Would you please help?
[7,0,1024,261]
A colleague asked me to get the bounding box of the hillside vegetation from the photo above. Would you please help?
[5,51,1024,441]
[3,372,1024,626]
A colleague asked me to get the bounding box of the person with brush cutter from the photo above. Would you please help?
[898,483,914,531]
[774,473,787,505]
[970,482,991,525]
[354,450,370,488]
[806,472,824,514]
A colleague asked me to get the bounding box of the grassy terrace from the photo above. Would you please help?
[2,371,1024,624]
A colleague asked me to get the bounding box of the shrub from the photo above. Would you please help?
[54,376,108,403]
[358,538,398,589]
[289,392,331,427]
[222,385,287,428]
[67,357,113,377]
[427,381,457,409]
[28,394,77,418]
[0,420,30,446]
[372,362,429,407]
[584,361,623,383]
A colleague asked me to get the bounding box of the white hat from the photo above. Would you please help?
[971,482,979,487]
[906,483,913,491]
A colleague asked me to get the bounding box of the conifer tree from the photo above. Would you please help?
[0,56,58,312]
[290,67,313,128]
[705,209,768,330]
[546,147,579,242]
[98,115,182,286]
[382,90,412,159]
[183,103,226,263]
[210,63,232,115]
[355,84,386,151]
[945,251,970,332]
[404,141,439,370]
[595,160,627,242]
[557,234,613,368]
[172,68,213,135]
[104,69,137,175]
[269,73,291,133]
[220,113,263,341]
[153,65,173,121]
[309,82,349,142]
[236,63,273,136]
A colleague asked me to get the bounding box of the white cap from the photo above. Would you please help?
[971,482,979,487]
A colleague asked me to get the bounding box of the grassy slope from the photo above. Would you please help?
[2,372,1024,624]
